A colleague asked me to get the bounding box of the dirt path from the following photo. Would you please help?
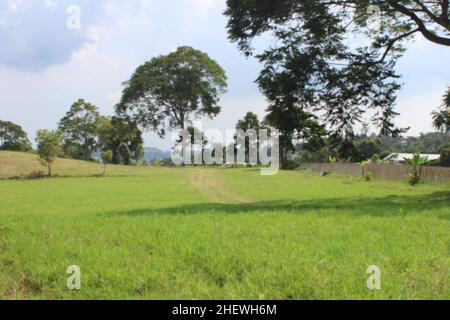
[189,169,251,204]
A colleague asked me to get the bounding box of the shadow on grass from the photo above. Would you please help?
[110,191,450,219]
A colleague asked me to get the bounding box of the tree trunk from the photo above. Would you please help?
[180,115,186,166]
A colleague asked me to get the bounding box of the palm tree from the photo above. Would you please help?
[432,88,450,133]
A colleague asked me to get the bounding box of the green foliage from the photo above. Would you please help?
[98,117,144,165]
[151,158,174,167]
[225,0,421,139]
[439,145,450,167]
[35,129,62,177]
[235,112,262,164]
[356,137,383,161]
[236,112,261,132]
[117,143,132,166]
[101,150,113,175]
[300,132,450,164]
[101,150,113,164]
[379,132,450,154]
[432,88,450,133]
[371,154,381,164]
[58,99,101,161]
[0,120,32,152]
[117,46,227,137]
[404,154,430,185]
[264,106,326,169]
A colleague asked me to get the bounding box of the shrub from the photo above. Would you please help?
[440,145,450,167]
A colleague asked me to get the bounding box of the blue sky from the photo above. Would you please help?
[0,0,449,150]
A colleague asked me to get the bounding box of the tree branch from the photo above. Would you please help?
[377,28,420,63]
[389,1,450,46]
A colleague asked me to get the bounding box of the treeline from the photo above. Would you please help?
[0,99,145,176]
[298,132,450,167]
[1,43,449,172]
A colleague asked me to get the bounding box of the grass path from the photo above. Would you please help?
[189,169,251,204]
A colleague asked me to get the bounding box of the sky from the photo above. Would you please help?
[0,0,449,150]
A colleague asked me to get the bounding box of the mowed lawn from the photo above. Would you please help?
[0,157,449,299]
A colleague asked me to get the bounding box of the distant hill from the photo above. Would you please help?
[143,147,171,160]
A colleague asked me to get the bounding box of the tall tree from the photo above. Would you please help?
[236,112,261,132]
[117,46,228,137]
[98,116,144,165]
[58,99,101,161]
[0,120,32,152]
[264,106,326,168]
[432,88,450,133]
[177,126,209,165]
[235,112,262,164]
[35,130,62,177]
[224,0,450,140]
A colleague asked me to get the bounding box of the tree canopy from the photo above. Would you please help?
[432,88,450,133]
[117,46,228,137]
[0,120,32,152]
[98,116,144,165]
[225,0,449,142]
[35,129,62,177]
[58,99,101,160]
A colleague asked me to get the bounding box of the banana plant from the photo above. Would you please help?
[404,154,430,185]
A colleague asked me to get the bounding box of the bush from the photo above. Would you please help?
[371,154,380,164]
[284,157,302,170]
[440,145,450,167]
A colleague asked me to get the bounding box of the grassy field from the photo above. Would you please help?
[0,151,155,179]
[0,152,449,299]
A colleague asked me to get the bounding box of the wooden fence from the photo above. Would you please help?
[299,163,450,184]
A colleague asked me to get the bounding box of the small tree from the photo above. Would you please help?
[101,150,113,175]
[35,130,62,177]
[404,154,429,185]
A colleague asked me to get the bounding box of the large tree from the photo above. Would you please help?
[264,106,326,167]
[235,112,263,164]
[225,0,449,146]
[58,99,101,161]
[117,46,228,137]
[0,120,32,152]
[432,88,450,133]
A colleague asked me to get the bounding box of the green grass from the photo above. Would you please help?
[0,159,449,299]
